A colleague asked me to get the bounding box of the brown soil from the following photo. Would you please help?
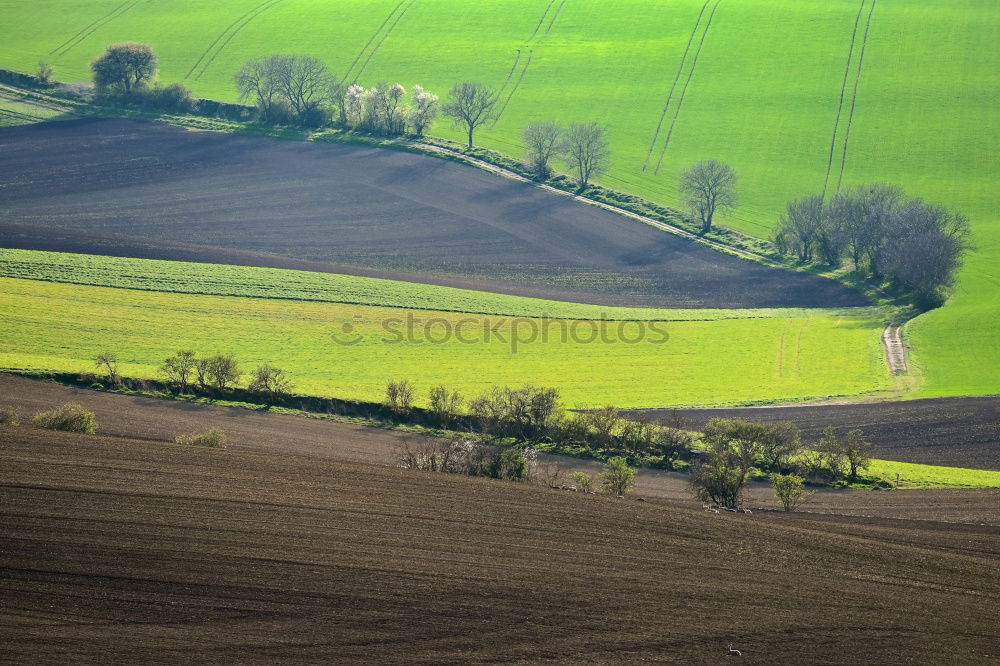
[0,118,868,309]
[632,398,1000,471]
[2,426,998,663]
[3,373,998,526]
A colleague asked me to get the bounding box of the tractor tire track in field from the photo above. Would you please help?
[191,0,282,80]
[50,1,139,57]
[339,0,405,85]
[493,0,568,125]
[544,0,568,35]
[821,0,868,199]
[495,52,533,124]
[346,0,418,85]
[185,0,279,80]
[835,0,877,194]
[526,0,557,42]
[189,0,285,81]
[642,0,710,172]
[653,0,722,175]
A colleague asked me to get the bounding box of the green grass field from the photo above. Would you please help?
[0,273,891,408]
[0,249,875,322]
[0,0,996,400]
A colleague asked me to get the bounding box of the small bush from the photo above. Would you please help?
[771,473,812,512]
[33,403,97,434]
[36,62,54,85]
[146,82,195,113]
[570,470,593,493]
[385,379,415,414]
[0,406,20,427]
[600,456,636,496]
[175,427,226,448]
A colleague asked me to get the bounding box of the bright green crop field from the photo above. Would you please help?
[0,249,875,323]
[0,274,890,408]
[0,0,996,399]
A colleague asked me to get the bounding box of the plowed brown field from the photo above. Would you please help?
[0,118,868,309]
[2,426,998,664]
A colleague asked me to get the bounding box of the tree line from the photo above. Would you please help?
[93,351,293,403]
[773,184,970,308]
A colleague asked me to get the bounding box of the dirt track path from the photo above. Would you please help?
[883,324,908,375]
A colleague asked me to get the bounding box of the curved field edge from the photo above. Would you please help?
[2,371,996,490]
[0,248,883,323]
[3,0,995,400]
[0,276,892,408]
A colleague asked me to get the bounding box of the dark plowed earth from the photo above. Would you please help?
[633,397,1000,471]
[4,373,999,526]
[0,119,869,309]
[2,428,998,663]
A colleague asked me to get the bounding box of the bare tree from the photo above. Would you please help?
[160,350,197,393]
[235,56,283,123]
[91,42,156,96]
[522,122,562,177]
[329,80,349,126]
[273,55,331,125]
[561,122,609,188]
[205,353,240,391]
[248,363,293,403]
[428,384,462,428]
[690,418,767,507]
[385,379,415,414]
[36,62,54,85]
[774,194,825,262]
[843,429,872,482]
[678,159,738,233]
[442,81,498,148]
[94,352,121,386]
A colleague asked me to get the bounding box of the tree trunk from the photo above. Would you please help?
[468,126,474,149]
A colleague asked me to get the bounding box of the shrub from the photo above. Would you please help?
[248,363,293,403]
[428,384,463,428]
[600,456,636,496]
[570,470,593,493]
[385,379,415,414]
[145,82,195,113]
[175,427,226,448]
[33,403,97,434]
[771,473,812,512]
[0,406,20,426]
[36,62,53,85]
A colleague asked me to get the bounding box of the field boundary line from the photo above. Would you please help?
[193,0,284,81]
[835,0,877,193]
[350,0,418,84]
[642,0,710,172]
[49,1,131,55]
[414,142,771,263]
[822,0,867,199]
[653,0,722,175]
[53,0,139,57]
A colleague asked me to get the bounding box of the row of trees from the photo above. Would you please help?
[383,381,696,467]
[94,351,293,403]
[773,185,970,308]
[522,121,609,185]
[690,418,873,508]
